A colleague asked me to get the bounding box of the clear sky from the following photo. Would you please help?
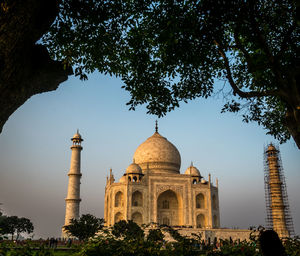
[0,72,299,239]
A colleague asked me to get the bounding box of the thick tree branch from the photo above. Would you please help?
[0,0,72,133]
[214,40,280,99]
[248,2,287,90]
[233,28,255,75]
[233,29,252,66]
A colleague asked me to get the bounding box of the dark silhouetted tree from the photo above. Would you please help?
[1,1,299,149]
[0,215,34,240]
[64,214,104,241]
[112,220,144,240]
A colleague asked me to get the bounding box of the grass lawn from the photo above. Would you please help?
[53,250,77,256]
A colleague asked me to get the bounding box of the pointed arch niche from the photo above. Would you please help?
[196,214,206,228]
[132,191,143,207]
[212,194,217,210]
[132,212,143,225]
[115,191,124,207]
[196,193,205,209]
[114,212,123,223]
[213,215,219,228]
[157,189,183,226]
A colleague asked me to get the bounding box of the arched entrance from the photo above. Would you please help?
[132,212,143,225]
[196,193,205,208]
[115,191,124,207]
[213,215,218,228]
[114,212,123,223]
[157,190,182,226]
[132,191,143,207]
[212,195,217,210]
[196,214,205,228]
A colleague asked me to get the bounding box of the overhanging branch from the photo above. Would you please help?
[213,40,280,99]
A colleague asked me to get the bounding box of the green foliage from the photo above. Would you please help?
[76,223,300,256]
[283,236,300,256]
[0,215,34,241]
[64,214,104,241]
[0,229,298,256]
[0,239,80,256]
[112,220,144,240]
[0,240,53,256]
[147,229,164,243]
[15,218,34,241]
[43,0,299,145]
[209,239,259,256]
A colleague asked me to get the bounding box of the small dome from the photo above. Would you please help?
[119,175,126,183]
[185,164,201,177]
[126,161,142,174]
[133,132,181,174]
[72,130,83,141]
[73,133,81,139]
[267,144,276,152]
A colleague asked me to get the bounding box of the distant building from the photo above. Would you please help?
[62,125,254,241]
[62,131,83,238]
[264,144,294,238]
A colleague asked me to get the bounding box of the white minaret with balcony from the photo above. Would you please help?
[62,130,83,237]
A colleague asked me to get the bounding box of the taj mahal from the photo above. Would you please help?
[104,124,220,228]
[62,124,252,240]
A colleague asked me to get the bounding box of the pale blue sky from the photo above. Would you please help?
[0,72,299,238]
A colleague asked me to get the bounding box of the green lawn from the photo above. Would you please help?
[53,250,77,256]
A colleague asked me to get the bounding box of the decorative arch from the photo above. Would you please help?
[115,191,124,207]
[162,217,170,226]
[157,189,182,226]
[196,193,205,209]
[114,212,123,223]
[213,215,218,228]
[132,191,143,207]
[212,194,217,210]
[162,200,169,209]
[132,212,143,225]
[196,214,206,228]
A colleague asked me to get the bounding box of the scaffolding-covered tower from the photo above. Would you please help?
[264,144,294,238]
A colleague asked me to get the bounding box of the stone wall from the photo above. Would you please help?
[176,228,254,242]
[151,227,255,242]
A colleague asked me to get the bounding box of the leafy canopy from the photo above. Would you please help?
[0,215,34,241]
[64,214,104,241]
[147,228,164,243]
[43,0,299,145]
[112,220,144,240]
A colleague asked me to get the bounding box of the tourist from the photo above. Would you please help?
[259,230,287,256]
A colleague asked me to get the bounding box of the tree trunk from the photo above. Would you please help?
[283,71,300,149]
[0,0,72,134]
[285,107,300,149]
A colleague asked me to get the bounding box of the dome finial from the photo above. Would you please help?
[155,120,158,133]
[191,161,193,167]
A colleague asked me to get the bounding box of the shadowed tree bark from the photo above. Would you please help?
[0,0,72,133]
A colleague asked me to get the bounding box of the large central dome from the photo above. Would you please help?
[133,132,181,174]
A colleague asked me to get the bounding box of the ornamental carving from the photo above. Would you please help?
[156,185,183,196]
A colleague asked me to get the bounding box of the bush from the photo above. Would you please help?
[77,223,300,256]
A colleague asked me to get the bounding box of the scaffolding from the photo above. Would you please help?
[264,144,295,237]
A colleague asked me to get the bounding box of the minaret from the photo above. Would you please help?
[62,130,83,237]
[264,144,293,238]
